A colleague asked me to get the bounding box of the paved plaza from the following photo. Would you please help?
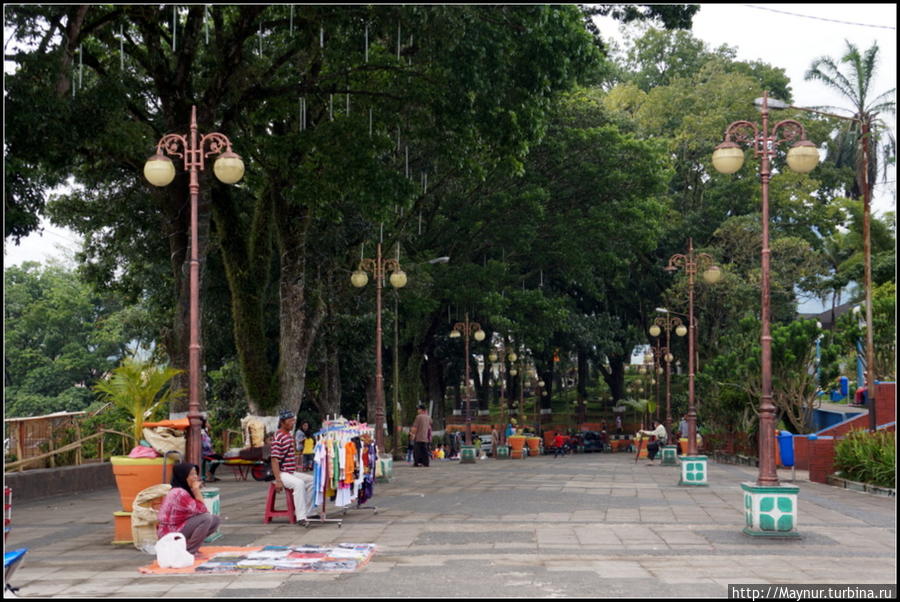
[5,452,896,598]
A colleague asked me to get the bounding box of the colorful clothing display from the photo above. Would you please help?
[311,419,376,510]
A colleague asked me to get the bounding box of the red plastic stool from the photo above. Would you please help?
[263,482,296,524]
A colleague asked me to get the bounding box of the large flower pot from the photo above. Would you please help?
[526,438,541,457]
[508,436,526,459]
[110,456,177,512]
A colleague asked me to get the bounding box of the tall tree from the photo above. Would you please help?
[805,40,896,200]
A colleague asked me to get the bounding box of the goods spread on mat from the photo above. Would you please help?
[139,543,376,574]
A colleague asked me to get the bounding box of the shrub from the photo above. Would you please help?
[834,430,895,488]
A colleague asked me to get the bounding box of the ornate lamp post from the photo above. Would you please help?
[649,314,685,436]
[665,240,721,484]
[713,91,818,536]
[351,243,407,454]
[645,347,664,424]
[450,313,485,457]
[144,106,244,467]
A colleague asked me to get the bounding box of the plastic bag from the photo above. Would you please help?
[155,532,195,568]
[128,445,160,459]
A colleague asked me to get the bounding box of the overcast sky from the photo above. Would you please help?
[4,4,897,276]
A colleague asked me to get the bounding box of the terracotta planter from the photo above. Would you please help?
[508,436,526,459]
[110,456,176,512]
[526,438,541,456]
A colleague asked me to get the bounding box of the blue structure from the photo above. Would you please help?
[777,430,795,467]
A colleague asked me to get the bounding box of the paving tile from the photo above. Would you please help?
[5,453,895,598]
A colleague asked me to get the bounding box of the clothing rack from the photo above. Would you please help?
[303,417,377,527]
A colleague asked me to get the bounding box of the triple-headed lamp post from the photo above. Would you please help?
[351,243,407,454]
[144,106,245,467]
[665,240,721,461]
[450,314,486,448]
[712,91,818,536]
[649,315,685,437]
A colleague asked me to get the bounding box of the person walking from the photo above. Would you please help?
[410,404,432,467]
[553,432,567,458]
[270,410,316,522]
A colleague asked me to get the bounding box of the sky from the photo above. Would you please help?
[4,4,898,299]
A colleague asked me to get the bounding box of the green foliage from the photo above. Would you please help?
[4,260,147,417]
[834,430,895,488]
[92,357,185,442]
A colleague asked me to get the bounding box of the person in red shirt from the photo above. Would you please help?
[553,433,567,457]
[156,463,219,554]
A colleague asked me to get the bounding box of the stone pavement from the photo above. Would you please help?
[5,452,895,598]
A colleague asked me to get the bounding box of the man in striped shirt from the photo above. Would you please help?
[271,410,316,522]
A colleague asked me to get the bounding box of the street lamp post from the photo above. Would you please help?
[450,313,485,453]
[713,91,819,537]
[645,345,665,432]
[648,315,685,436]
[144,106,245,467]
[351,243,407,455]
[665,239,721,461]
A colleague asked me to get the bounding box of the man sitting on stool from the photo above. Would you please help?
[637,419,668,465]
[270,410,316,523]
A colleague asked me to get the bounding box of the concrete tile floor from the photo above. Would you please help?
[4,452,895,598]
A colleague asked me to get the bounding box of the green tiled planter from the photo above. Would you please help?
[741,482,800,538]
[460,445,477,464]
[495,445,510,459]
[661,445,678,466]
[678,455,708,486]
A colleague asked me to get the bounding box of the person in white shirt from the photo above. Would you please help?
[637,420,667,464]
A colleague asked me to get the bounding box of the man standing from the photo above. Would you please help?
[270,410,316,522]
[410,404,432,467]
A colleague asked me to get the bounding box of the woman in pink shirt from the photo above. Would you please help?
[156,463,220,554]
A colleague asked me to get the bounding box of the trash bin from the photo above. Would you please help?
[777,430,794,467]
[201,487,222,543]
[839,376,849,398]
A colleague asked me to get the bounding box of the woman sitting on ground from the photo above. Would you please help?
[157,463,220,555]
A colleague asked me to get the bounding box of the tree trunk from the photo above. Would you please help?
[478,358,490,413]
[274,201,325,417]
[212,186,276,415]
[424,351,445,430]
[599,355,626,402]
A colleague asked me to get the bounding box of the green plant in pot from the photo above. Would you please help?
[94,357,185,515]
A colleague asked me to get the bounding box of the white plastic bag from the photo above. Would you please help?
[155,532,195,568]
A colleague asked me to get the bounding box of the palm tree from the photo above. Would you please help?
[805,40,896,199]
[93,358,185,443]
[806,40,895,429]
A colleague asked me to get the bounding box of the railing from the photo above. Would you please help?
[4,429,137,472]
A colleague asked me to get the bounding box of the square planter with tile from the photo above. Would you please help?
[679,455,708,486]
[741,482,800,538]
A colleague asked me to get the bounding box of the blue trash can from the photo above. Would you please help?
[777,430,794,467]
[839,376,849,398]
